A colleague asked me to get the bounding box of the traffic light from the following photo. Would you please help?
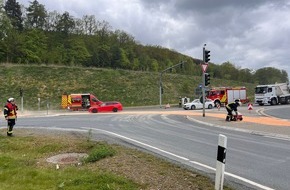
[204,73,210,86]
[205,49,210,63]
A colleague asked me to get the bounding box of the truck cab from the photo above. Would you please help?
[254,85,276,105]
[255,83,290,105]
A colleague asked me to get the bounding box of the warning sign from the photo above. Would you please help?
[201,63,208,73]
[248,103,253,110]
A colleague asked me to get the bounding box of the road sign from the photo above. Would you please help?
[201,63,208,73]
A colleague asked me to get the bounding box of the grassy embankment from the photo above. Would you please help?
[0,64,256,110]
[0,129,234,190]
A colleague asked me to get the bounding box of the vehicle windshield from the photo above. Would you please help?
[255,87,267,94]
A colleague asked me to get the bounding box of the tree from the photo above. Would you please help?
[119,48,130,69]
[238,68,254,83]
[4,0,23,31]
[44,10,60,31]
[55,11,75,35]
[82,15,97,35]
[96,44,111,67]
[219,61,239,80]
[3,29,24,63]
[0,0,12,61]
[66,38,91,66]
[95,20,112,43]
[21,29,47,63]
[25,0,47,29]
[254,67,289,84]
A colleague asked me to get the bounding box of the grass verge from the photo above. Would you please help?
[0,129,234,190]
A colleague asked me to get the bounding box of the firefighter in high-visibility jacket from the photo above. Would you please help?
[4,98,18,136]
[225,99,241,121]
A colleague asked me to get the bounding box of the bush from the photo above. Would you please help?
[85,143,116,163]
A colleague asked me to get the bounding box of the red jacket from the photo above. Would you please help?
[4,102,18,119]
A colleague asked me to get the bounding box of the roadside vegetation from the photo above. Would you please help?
[0,64,258,110]
[0,129,234,190]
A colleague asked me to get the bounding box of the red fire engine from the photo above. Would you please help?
[206,87,249,107]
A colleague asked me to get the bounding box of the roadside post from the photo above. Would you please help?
[215,134,227,190]
[20,88,24,113]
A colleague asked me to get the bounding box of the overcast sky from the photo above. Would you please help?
[17,0,290,76]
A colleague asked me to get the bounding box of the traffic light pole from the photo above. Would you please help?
[202,46,206,117]
[202,72,206,117]
[159,72,163,108]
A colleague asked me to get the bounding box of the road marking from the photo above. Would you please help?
[82,127,275,190]
[83,127,189,161]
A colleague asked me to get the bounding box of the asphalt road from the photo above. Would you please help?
[259,104,290,119]
[14,108,290,190]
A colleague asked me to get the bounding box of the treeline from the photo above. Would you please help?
[0,0,288,85]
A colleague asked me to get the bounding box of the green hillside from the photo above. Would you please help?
[0,64,257,110]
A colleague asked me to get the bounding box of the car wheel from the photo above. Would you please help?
[191,105,196,110]
[113,108,118,112]
[92,108,98,113]
[208,104,213,109]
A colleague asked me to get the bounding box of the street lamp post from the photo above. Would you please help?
[159,61,185,108]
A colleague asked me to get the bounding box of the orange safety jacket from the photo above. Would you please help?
[4,102,18,119]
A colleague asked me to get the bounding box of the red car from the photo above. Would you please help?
[88,101,123,113]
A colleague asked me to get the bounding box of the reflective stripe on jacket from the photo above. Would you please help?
[226,102,238,112]
[4,103,17,119]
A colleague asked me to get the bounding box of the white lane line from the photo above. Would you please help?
[83,127,275,190]
[83,127,189,161]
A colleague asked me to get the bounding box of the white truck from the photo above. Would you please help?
[254,83,290,105]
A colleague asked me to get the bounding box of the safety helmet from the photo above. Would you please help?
[235,99,241,106]
[8,97,15,102]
